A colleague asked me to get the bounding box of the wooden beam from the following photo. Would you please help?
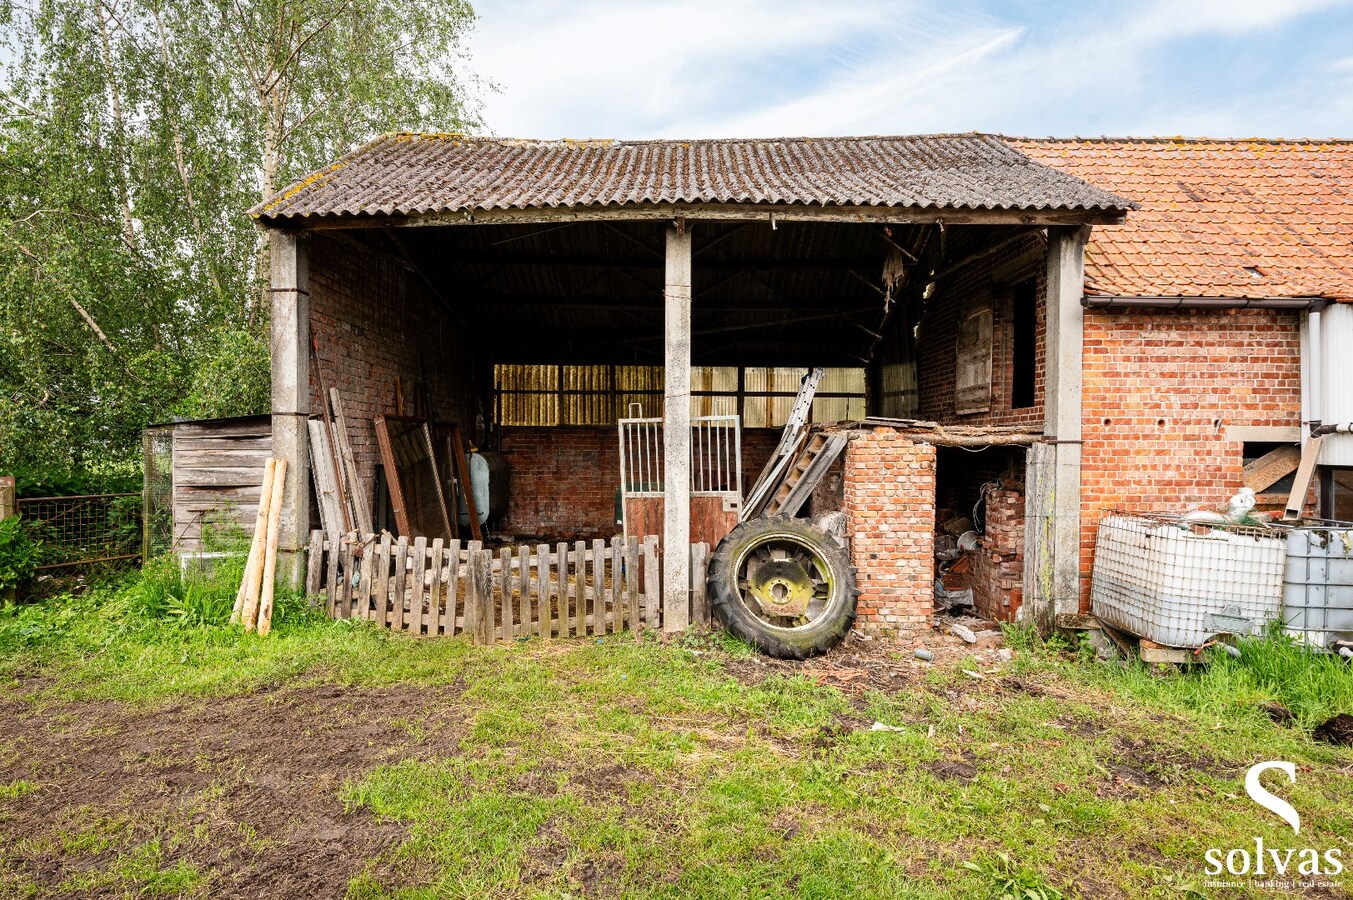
[429,253,886,271]
[267,203,1129,231]
[1242,444,1301,493]
[664,221,692,635]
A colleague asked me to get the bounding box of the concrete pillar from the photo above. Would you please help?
[269,231,311,587]
[662,221,692,633]
[1024,226,1088,634]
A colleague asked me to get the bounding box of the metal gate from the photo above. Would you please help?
[617,406,742,543]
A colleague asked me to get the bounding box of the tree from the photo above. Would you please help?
[0,0,483,488]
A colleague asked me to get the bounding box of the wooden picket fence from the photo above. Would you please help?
[305,531,713,644]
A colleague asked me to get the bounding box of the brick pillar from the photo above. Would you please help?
[842,428,935,638]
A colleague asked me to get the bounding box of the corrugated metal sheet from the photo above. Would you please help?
[254,133,1133,222]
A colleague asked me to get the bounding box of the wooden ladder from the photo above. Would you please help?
[762,431,847,518]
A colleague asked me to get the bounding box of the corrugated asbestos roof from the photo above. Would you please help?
[252,133,1132,221]
[1010,137,1353,301]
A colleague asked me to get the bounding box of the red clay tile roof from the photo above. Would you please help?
[252,133,1131,221]
[1010,138,1353,302]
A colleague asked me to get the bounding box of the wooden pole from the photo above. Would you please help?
[252,458,288,635]
[0,475,14,605]
[662,220,692,634]
[232,458,276,624]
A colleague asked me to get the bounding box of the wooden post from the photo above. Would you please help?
[443,539,461,635]
[691,542,709,628]
[626,537,641,640]
[429,538,445,636]
[1026,225,1089,635]
[591,538,606,635]
[499,547,513,641]
[392,536,410,630]
[410,536,428,633]
[642,535,660,631]
[269,232,310,587]
[663,220,692,634]
[555,541,568,637]
[0,475,14,605]
[306,530,323,597]
[535,543,550,639]
[572,540,586,637]
[469,549,492,644]
[518,545,530,636]
[610,535,624,633]
[374,532,392,627]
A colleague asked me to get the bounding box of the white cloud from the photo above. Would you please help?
[465,0,1353,139]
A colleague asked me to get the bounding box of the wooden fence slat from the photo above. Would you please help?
[642,536,660,630]
[325,535,340,616]
[443,539,460,635]
[358,536,375,620]
[518,546,531,637]
[306,531,323,597]
[555,542,568,638]
[338,532,356,618]
[591,539,605,635]
[499,547,513,642]
[610,535,624,634]
[626,537,641,641]
[691,542,709,628]
[535,543,550,640]
[392,536,409,631]
[409,537,428,634]
[428,538,445,636]
[470,549,493,645]
[375,533,393,627]
[572,541,587,637]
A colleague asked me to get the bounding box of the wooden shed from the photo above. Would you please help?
[142,415,272,557]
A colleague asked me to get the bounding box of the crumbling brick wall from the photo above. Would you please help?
[307,234,477,515]
[971,487,1025,621]
[497,426,782,541]
[842,428,935,637]
[1078,307,1303,605]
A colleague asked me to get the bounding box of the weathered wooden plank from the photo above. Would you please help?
[325,535,340,616]
[517,546,531,636]
[691,542,709,628]
[338,532,356,618]
[535,543,551,640]
[174,467,275,488]
[642,535,660,630]
[409,537,428,633]
[611,535,624,634]
[428,538,445,636]
[392,536,410,632]
[591,539,606,635]
[443,539,461,635]
[1243,444,1301,493]
[626,537,641,641]
[1285,436,1324,520]
[306,530,323,597]
[555,541,568,638]
[499,547,514,641]
[331,388,374,537]
[571,541,586,637]
[375,532,393,627]
[357,535,375,620]
[469,549,492,645]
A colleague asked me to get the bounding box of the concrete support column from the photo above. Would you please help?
[1025,226,1088,634]
[269,231,311,587]
[662,221,692,633]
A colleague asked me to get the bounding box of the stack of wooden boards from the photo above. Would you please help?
[231,457,287,636]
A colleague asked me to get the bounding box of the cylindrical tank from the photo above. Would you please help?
[457,450,509,526]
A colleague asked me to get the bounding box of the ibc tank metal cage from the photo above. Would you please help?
[1090,513,1290,648]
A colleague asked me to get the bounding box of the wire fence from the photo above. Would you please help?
[16,493,143,579]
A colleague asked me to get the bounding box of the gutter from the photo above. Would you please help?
[1083,295,1329,311]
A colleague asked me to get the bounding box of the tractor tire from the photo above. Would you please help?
[707,516,858,660]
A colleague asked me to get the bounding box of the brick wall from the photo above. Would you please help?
[308,234,477,514]
[971,487,1025,622]
[497,426,782,541]
[1078,307,1303,605]
[842,428,936,638]
[918,233,1046,428]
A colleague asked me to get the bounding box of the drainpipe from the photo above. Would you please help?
[1308,303,1324,436]
[1082,295,1327,310]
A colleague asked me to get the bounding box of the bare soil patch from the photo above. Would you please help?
[0,681,468,898]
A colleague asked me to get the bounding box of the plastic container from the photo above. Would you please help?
[1091,515,1286,648]
[1283,527,1353,647]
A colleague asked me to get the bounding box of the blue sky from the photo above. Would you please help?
[468,0,1353,139]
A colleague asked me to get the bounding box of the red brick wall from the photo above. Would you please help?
[308,235,477,514]
[1078,307,1303,605]
[918,234,1046,428]
[842,428,936,637]
[497,426,782,541]
[971,487,1025,622]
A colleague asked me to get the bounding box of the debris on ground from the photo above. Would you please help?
[1312,713,1353,746]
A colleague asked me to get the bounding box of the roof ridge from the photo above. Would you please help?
[378,131,1008,146]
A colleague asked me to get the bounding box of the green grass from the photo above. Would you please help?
[2,566,1352,898]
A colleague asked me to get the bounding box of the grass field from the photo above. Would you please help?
[0,563,1351,899]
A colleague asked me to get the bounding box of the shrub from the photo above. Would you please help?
[0,515,40,594]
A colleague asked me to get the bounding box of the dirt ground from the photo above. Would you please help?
[0,682,468,898]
